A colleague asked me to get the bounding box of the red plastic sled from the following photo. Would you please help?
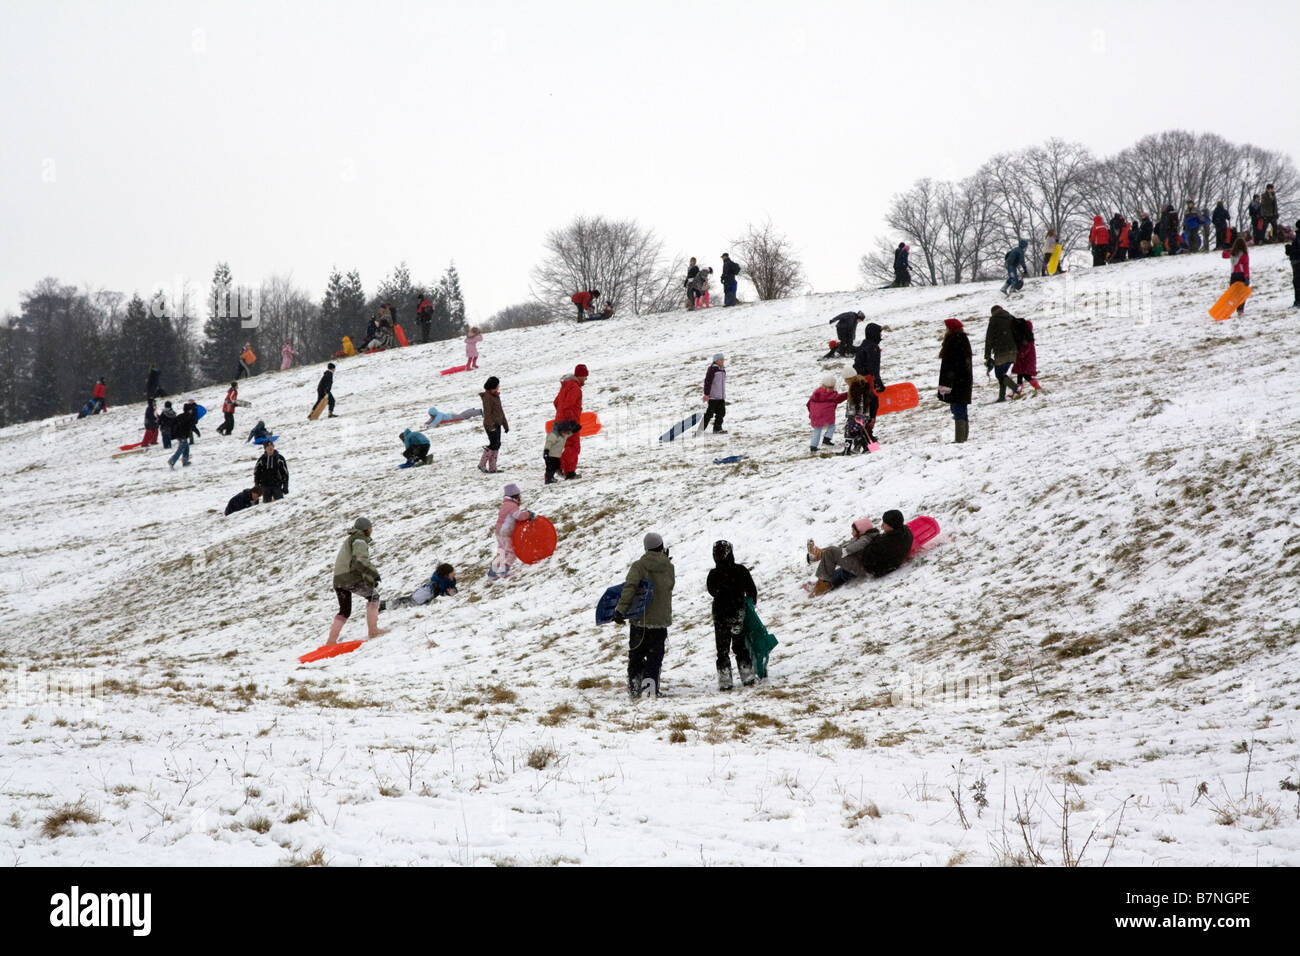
[512,516,557,565]
[394,324,409,347]
[907,516,940,555]
[876,382,920,415]
[1209,282,1251,321]
[544,411,601,437]
[118,441,144,451]
[440,363,470,376]
[298,640,364,664]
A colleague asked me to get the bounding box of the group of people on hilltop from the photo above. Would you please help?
[1080,186,1292,267]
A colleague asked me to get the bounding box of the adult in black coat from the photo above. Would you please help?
[254,441,289,501]
[1138,213,1154,244]
[858,512,914,577]
[938,318,973,443]
[706,540,759,690]
[826,310,864,357]
[720,253,741,306]
[1108,213,1125,257]
[892,243,911,287]
[146,365,161,399]
[1160,206,1179,245]
[1212,202,1231,249]
[852,323,885,391]
[225,486,263,516]
[314,363,336,417]
[158,401,178,449]
[1286,221,1300,307]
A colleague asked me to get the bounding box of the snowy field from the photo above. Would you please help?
[1,248,1298,866]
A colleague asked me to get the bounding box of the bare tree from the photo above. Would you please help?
[531,215,684,318]
[486,301,553,331]
[730,220,806,300]
[884,178,946,285]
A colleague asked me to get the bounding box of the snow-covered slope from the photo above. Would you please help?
[2,248,1298,865]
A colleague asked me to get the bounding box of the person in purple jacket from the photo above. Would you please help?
[698,354,727,434]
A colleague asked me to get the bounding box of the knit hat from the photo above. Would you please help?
[574,364,589,378]
[644,532,664,551]
[353,517,372,532]
[821,374,836,388]
[882,509,905,530]
[327,362,335,369]
[852,517,874,536]
[944,318,964,332]
[484,376,500,390]
[713,353,724,361]
[503,483,521,498]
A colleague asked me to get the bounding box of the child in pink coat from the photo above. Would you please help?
[489,483,535,580]
[281,341,299,370]
[466,328,484,369]
[807,374,848,451]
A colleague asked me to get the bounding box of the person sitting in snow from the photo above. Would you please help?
[246,419,270,443]
[225,485,263,516]
[488,483,535,580]
[805,511,914,597]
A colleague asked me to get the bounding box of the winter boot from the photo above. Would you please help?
[718,666,734,692]
[478,447,491,472]
[628,675,641,700]
[955,420,969,443]
[822,436,834,446]
[996,376,1008,402]
[810,579,833,597]
[738,661,756,687]
[487,449,499,473]
[564,471,580,480]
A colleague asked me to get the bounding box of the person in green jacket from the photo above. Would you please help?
[327,517,389,645]
[611,532,676,699]
[984,305,1023,402]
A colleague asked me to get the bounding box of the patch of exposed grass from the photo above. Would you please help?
[247,814,272,833]
[575,676,611,690]
[527,746,558,770]
[539,702,576,727]
[811,720,842,742]
[41,800,100,838]
[483,684,517,704]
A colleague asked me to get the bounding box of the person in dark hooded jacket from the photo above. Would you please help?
[892,243,911,287]
[1212,202,1231,249]
[937,318,973,443]
[1001,240,1029,294]
[158,401,177,449]
[1286,221,1300,308]
[706,540,758,691]
[254,440,289,500]
[852,322,885,391]
[985,306,1022,402]
[825,310,864,357]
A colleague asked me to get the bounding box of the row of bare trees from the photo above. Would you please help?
[524,216,807,326]
[861,131,1298,287]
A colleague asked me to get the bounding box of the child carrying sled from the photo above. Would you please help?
[489,484,535,580]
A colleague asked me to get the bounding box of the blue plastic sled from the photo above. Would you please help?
[194,404,207,420]
[659,412,701,442]
[595,579,653,624]
[713,455,745,464]
[253,434,280,445]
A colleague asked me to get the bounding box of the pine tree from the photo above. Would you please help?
[374,261,417,327]
[199,262,252,382]
[439,262,466,328]
[341,270,367,341]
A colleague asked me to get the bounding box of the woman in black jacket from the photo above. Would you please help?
[938,318,973,443]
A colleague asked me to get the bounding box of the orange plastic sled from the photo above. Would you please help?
[512,516,557,565]
[876,382,920,415]
[241,348,257,365]
[1209,282,1251,321]
[298,640,363,664]
[545,410,601,437]
[394,324,409,347]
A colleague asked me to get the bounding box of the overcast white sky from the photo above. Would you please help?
[2,0,1296,322]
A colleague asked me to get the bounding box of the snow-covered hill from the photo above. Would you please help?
[2,248,1298,865]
